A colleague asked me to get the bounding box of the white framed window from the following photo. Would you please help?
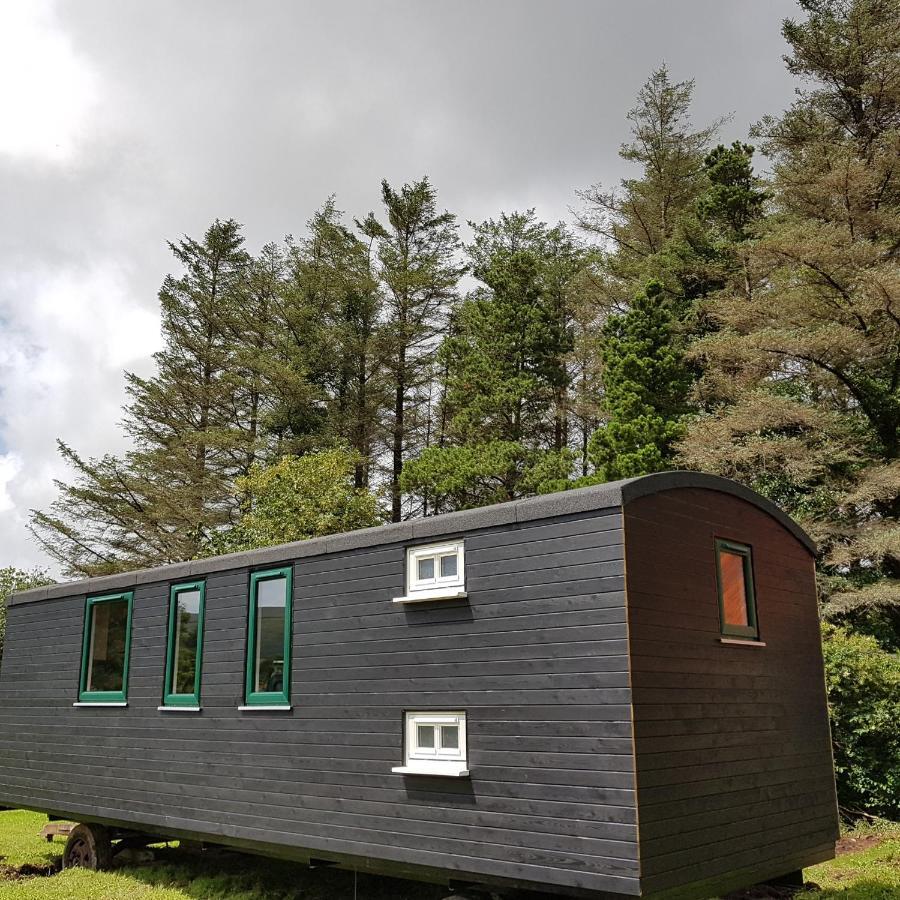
[392,711,469,777]
[393,540,466,603]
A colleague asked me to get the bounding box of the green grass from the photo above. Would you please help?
[798,822,900,899]
[1,809,898,899]
[0,810,445,899]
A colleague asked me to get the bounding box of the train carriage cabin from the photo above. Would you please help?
[0,472,838,899]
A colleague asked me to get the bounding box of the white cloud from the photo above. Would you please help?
[0,454,22,513]
[0,1,98,163]
[0,265,161,574]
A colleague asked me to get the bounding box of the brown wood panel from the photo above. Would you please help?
[624,487,838,897]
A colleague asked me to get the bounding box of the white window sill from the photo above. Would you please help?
[158,706,202,712]
[73,702,128,708]
[391,764,470,778]
[393,590,468,604]
[237,705,292,712]
[719,638,766,648]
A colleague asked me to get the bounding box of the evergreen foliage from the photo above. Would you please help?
[31,220,255,575]
[402,212,586,510]
[587,281,691,480]
[358,179,464,521]
[576,65,721,305]
[678,0,900,642]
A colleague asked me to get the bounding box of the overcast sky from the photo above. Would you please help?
[0,0,799,574]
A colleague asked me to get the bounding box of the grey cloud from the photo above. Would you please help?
[1,0,797,572]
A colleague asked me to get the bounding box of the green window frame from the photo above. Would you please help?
[244,567,293,707]
[163,580,206,707]
[715,539,759,639]
[78,591,134,704]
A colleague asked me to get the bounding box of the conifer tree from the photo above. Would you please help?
[401,213,585,510]
[358,178,463,520]
[587,281,692,480]
[577,66,721,306]
[264,199,386,487]
[31,220,255,574]
[678,0,900,641]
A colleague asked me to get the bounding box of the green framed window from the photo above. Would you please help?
[163,581,206,707]
[715,539,759,639]
[79,591,134,704]
[245,567,293,707]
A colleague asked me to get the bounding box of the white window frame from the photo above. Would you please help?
[393,540,466,603]
[392,711,469,777]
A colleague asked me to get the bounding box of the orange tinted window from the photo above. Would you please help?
[720,550,749,626]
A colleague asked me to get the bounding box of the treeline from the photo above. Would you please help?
[16,0,900,820]
[33,0,899,624]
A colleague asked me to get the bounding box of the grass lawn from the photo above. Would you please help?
[1,809,898,899]
[796,823,900,899]
[0,810,446,899]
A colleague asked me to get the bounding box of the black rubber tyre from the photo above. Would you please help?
[62,823,114,870]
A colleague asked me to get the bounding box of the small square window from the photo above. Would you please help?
[393,712,468,776]
[395,541,466,603]
[716,539,759,640]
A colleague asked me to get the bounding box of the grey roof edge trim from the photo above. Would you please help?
[617,470,817,555]
[8,470,812,605]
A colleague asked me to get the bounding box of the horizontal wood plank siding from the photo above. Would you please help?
[0,508,641,896]
[624,488,838,898]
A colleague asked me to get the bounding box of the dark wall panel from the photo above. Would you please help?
[624,488,838,898]
[0,509,640,896]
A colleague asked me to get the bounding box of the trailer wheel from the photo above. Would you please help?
[63,823,113,870]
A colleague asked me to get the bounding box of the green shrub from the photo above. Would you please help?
[821,624,900,820]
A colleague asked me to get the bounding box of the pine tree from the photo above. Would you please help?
[31,220,255,575]
[263,199,386,487]
[577,65,721,306]
[678,0,900,643]
[657,141,769,320]
[401,212,585,510]
[587,281,692,480]
[123,219,254,539]
[573,68,732,485]
[358,178,463,521]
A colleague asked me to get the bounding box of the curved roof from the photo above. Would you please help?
[10,470,814,605]
[616,470,816,553]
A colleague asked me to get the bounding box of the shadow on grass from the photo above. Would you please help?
[119,846,450,900]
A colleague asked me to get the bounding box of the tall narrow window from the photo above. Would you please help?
[163,581,206,708]
[79,592,133,704]
[244,567,292,707]
[715,539,759,639]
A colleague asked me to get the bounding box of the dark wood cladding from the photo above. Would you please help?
[624,487,838,898]
[0,508,641,897]
[0,474,837,898]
